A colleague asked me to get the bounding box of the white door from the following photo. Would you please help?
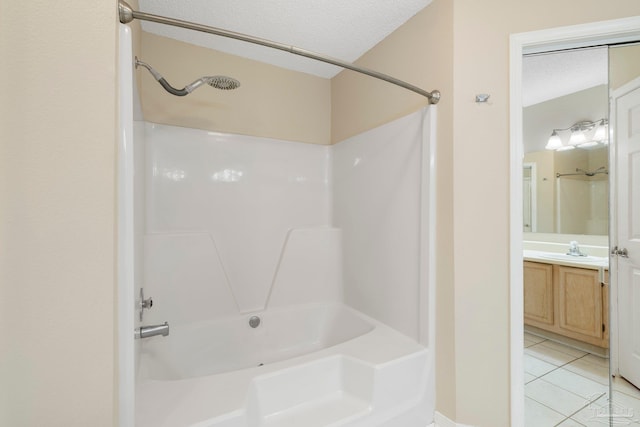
[615,76,640,389]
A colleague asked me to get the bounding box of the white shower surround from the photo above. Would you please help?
[119,24,436,427]
[143,124,333,317]
[556,178,608,235]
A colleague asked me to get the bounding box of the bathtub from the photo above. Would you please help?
[140,304,374,380]
[136,303,433,427]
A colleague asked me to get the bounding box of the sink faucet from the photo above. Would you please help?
[135,321,169,339]
[567,241,586,257]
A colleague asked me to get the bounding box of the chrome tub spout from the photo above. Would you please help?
[135,322,169,339]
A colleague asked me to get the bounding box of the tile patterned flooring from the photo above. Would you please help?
[524,332,640,426]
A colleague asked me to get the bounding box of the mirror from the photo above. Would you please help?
[522,42,640,427]
[523,76,609,235]
[522,47,612,427]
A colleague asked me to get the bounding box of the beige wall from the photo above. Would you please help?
[610,43,640,90]
[140,33,331,145]
[333,0,640,425]
[0,0,117,426]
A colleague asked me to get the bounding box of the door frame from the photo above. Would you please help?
[509,16,640,427]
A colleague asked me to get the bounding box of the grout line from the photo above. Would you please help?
[552,391,606,427]
[524,341,640,425]
[524,343,616,424]
[553,415,569,427]
[525,395,567,425]
[535,340,590,359]
[533,352,606,384]
[527,350,584,379]
[526,353,607,400]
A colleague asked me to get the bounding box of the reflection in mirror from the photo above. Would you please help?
[522,47,615,427]
[523,78,609,235]
[523,146,608,235]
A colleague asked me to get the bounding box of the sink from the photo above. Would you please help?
[536,253,607,264]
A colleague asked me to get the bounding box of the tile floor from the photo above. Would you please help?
[524,332,640,426]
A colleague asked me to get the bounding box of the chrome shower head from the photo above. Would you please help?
[204,76,241,91]
[135,57,240,96]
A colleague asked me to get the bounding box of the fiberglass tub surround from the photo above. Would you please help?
[138,306,430,427]
[140,303,375,380]
[132,109,435,426]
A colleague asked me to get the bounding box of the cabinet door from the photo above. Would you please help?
[524,261,554,327]
[557,266,604,344]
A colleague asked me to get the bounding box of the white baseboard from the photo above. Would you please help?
[429,411,475,427]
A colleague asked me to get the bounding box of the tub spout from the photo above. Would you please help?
[135,322,169,339]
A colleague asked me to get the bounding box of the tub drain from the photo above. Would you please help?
[249,316,261,328]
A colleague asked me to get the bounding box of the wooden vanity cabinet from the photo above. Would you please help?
[523,261,554,327]
[524,261,608,348]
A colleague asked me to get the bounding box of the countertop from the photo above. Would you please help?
[524,249,609,270]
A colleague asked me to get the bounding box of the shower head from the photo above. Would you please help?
[135,57,240,96]
[204,76,241,91]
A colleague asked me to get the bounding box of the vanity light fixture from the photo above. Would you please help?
[545,118,608,151]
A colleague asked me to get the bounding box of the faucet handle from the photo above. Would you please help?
[139,288,153,321]
[567,241,586,256]
[141,294,153,309]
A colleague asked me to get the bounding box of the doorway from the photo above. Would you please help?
[510,17,640,427]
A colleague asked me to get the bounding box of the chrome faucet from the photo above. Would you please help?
[567,241,586,257]
[135,321,169,339]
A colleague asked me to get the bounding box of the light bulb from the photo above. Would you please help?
[569,130,587,145]
[593,123,607,142]
[545,131,563,150]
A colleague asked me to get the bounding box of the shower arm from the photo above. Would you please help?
[118,0,440,104]
[135,57,195,96]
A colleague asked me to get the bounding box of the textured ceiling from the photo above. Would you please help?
[138,0,432,78]
[522,47,608,107]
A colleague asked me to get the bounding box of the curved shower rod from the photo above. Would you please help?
[118,0,440,104]
[556,166,608,178]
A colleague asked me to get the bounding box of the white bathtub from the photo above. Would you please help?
[136,303,433,427]
[139,303,375,380]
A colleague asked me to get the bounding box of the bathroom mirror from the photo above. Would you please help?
[522,47,612,427]
[522,79,609,235]
[522,41,640,427]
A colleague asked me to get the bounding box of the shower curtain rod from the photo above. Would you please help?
[118,0,440,104]
[556,167,609,178]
